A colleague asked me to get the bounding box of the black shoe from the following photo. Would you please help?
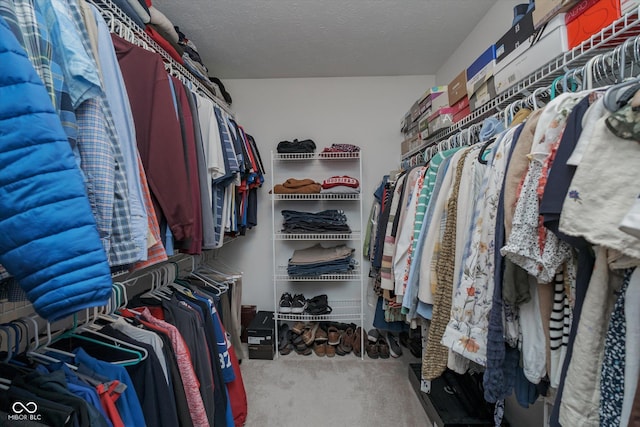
[385,332,402,358]
[279,293,293,313]
[291,294,307,314]
[279,324,293,355]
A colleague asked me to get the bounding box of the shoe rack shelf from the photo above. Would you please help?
[274,266,362,282]
[272,193,361,201]
[271,150,365,359]
[274,232,361,240]
[273,152,361,160]
[276,299,362,322]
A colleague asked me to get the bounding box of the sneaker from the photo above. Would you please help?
[384,332,402,358]
[367,328,380,343]
[279,292,293,313]
[291,294,307,314]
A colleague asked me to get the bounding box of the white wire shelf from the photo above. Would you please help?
[272,193,361,201]
[273,152,361,160]
[274,266,362,281]
[89,0,232,114]
[275,231,361,240]
[275,299,362,321]
[402,8,640,160]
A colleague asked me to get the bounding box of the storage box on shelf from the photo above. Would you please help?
[534,0,583,28]
[495,13,569,94]
[270,150,364,359]
[566,0,622,49]
[469,76,498,110]
[451,96,471,123]
[428,107,455,134]
[496,9,536,64]
[447,70,468,106]
[419,86,449,117]
[466,45,497,98]
[401,7,640,161]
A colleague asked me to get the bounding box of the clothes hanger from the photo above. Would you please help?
[477,136,496,165]
[0,325,15,363]
[189,271,229,296]
[21,315,79,371]
[55,324,148,367]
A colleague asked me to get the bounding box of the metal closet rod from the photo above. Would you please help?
[402,33,640,168]
[87,0,234,116]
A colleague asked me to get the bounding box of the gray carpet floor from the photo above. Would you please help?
[239,350,431,427]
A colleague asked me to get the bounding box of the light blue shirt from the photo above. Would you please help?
[36,0,102,108]
[91,4,148,261]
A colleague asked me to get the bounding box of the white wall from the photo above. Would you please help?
[217,75,434,327]
[435,0,524,85]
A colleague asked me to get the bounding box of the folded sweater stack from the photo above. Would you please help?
[272,178,321,194]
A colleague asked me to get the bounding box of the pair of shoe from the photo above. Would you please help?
[278,324,293,355]
[279,292,306,314]
[399,329,422,358]
[366,329,402,359]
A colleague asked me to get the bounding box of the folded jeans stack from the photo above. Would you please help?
[277,139,316,153]
[320,175,360,194]
[287,244,356,276]
[281,209,351,234]
[272,178,322,194]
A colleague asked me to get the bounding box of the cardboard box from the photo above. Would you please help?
[447,71,467,106]
[566,0,621,49]
[469,77,497,111]
[247,310,275,347]
[453,106,471,123]
[566,0,601,23]
[466,46,497,98]
[494,14,569,94]
[495,10,536,64]
[400,113,411,133]
[401,139,412,155]
[418,114,430,133]
[248,344,274,360]
[450,96,469,114]
[417,86,449,118]
[533,0,582,28]
[410,100,421,123]
[621,0,640,13]
[428,107,455,134]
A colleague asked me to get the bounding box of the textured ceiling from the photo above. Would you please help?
[152,0,498,79]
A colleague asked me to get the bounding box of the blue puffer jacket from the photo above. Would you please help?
[0,17,113,321]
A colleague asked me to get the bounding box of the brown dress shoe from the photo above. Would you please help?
[327,326,340,345]
[352,327,362,357]
[326,344,336,357]
[313,342,326,357]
